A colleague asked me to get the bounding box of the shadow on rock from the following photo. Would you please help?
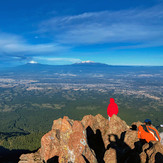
[86,126,105,163]
[155,152,163,163]
[82,154,90,163]
[144,142,153,163]
[107,132,141,163]
[47,156,59,163]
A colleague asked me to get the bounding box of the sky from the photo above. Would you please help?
[0,0,163,67]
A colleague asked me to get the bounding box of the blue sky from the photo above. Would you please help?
[0,0,163,67]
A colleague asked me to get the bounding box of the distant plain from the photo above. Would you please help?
[0,63,162,160]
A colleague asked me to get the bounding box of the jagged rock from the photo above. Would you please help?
[140,141,163,163]
[41,116,96,162]
[107,114,129,137]
[19,150,42,163]
[124,130,139,149]
[19,114,163,163]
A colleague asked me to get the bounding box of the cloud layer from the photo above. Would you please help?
[0,32,67,55]
[39,5,163,47]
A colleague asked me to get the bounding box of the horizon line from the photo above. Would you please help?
[0,62,163,69]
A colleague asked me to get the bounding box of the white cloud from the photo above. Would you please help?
[38,5,163,48]
[34,57,82,64]
[0,32,68,55]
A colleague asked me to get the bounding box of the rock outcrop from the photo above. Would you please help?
[19,114,163,163]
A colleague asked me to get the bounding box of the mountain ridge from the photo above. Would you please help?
[3,62,163,75]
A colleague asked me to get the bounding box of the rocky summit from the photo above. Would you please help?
[19,114,163,163]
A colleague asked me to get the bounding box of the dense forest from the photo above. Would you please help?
[0,88,162,157]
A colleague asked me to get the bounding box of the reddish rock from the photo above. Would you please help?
[104,148,117,163]
[124,130,139,149]
[40,116,97,163]
[19,150,42,163]
[19,114,163,163]
[140,141,163,163]
[107,114,129,136]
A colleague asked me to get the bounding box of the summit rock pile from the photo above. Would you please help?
[19,114,163,163]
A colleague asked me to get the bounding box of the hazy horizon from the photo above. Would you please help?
[1,61,163,69]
